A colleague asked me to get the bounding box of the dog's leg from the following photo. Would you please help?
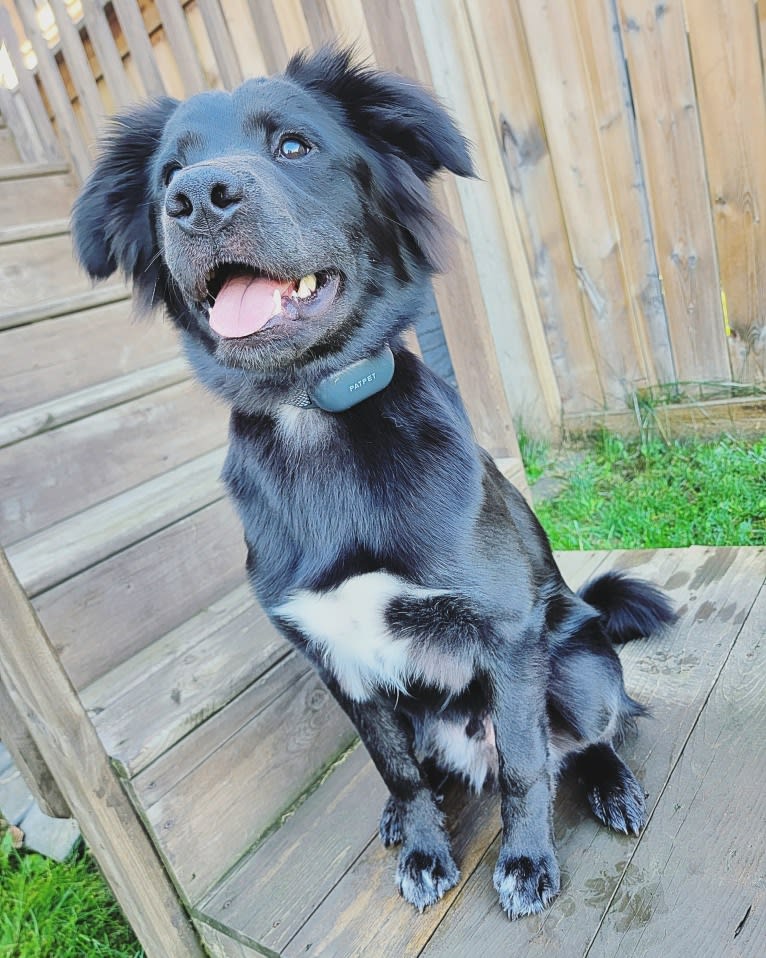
[318,670,460,911]
[571,742,646,835]
[482,641,561,919]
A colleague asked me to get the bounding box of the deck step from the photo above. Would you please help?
[0,217,70,245]
[0,357,190,448]
[0,379,229,546]
[0,299,180,417]
[0,165,77,228]
[0,284,131,331]
[7,445,227,596]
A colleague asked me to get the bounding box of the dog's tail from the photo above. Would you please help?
[578,571,676,644]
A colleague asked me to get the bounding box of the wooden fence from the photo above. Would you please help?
[1,0,765,438]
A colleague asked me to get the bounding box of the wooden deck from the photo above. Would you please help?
[0,156,764,957]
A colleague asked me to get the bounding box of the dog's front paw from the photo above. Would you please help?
[587,764,646,835]
[493,851,560,919]
[379,796,403,847]
[396,847,460,912]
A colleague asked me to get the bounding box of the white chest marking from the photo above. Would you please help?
[276,571,441,701]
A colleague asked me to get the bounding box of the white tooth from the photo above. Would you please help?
[270,288,282,317]
[297,273,317,299]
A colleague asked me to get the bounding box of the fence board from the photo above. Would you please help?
[48,0,104,137]
[575,0,674,386]
[195,0,243,89]
[12,0,91,176]
[155,0,206,95]
[112,0,166,96]
[617,0,730,384]
[78,0,136,108]
[685,0,766,384]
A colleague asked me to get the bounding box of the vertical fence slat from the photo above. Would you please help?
[195,0,243,89]
[617,0,730,384]
[464,0,589,421]
[47,0,104,138]
[218,0,271,76]
[519,0,648,406]
[685,0,766,383]
[154,0,206,95]
[576,0,675,386]
[0,7,61,162]
[111,0,166,97]
[13,0,91,178]
[79,0,137,109]
[246,0,291,71]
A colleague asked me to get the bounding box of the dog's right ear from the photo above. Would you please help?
[72,97,179,289]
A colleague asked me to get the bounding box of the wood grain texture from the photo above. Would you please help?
[48,0,105,138]
[0,379,227,544]
[0,232,99,311]
[136,657,357,902]
[685,0,766,384]
[195,0,243,89]
[420,547,765,956]
[155,0,206,95]
[33,497,246,689]
[0,285,131,332]
[111,0,166,98]
[78,0,137,109]
[617,0,730,384]
[0,548,206,958]
[588,556,766,956]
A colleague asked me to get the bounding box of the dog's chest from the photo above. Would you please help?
[275,571,474,702]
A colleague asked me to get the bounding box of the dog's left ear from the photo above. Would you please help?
[72,97,179,310]
[286,46,474,182]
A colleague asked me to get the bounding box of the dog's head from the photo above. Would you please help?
[72,47,473,388]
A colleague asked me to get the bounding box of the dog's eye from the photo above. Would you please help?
[162,162,182,187]
[278,136,311,159]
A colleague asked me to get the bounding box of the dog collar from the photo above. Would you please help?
[288,345,395,412]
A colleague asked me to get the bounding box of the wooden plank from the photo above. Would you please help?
[0,357,189,448]
[410,0,557,437]
[0,548,207,957]
[575,0,673,386]
[518,0,648,405]
[199,743,389,953]
[155,0,206,95]
[86,585,287,776]
[194,923,263,958]
[0,8,62,163]
[0,232,105,311]
[0,85,41,164]
[78,0,136,109]
[195,0,243,89]
[564,393,766,442]
[134,655,357,902]
[112,0,166,97]
[463,0,585,420]
[48,0,105,138]
[617,0,730,384]
[419,546,766,956]
[217,0,270,77]
[271,0,313,60]
[0,284,131,332]
[0,168,76,229]
[0,218,70,245]
[33,497,246,689]
[588,567,766,956]
[7,446,226,596]
[0,678,70,818]
[0,300,180,417]
[0,379,227,544]
[685,0,766,385]
[12,0,91,178]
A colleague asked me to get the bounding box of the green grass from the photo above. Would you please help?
[530,432,766,551]
[0,832,143,958]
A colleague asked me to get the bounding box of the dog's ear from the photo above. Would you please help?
[72,97,179,306]
[286,47,473,271]
[286,46,474,182]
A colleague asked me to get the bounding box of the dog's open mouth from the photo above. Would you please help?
[204,265,341,339]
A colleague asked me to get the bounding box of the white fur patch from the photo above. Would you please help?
[276,571,471,702]
[422,715,498,792]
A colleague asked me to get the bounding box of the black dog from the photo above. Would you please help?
[72,47,674,918]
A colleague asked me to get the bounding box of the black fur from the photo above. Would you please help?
[72,46,676,920]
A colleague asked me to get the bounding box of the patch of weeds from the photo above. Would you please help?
[0,831,144,958]
[517,427,550,485]
[535,432,765,550]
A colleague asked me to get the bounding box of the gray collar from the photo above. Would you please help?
[288,345,395,412]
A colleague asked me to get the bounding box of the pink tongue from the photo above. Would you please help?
[209,275,292,338]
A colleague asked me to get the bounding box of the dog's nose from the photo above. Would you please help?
[165,167,244,231]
